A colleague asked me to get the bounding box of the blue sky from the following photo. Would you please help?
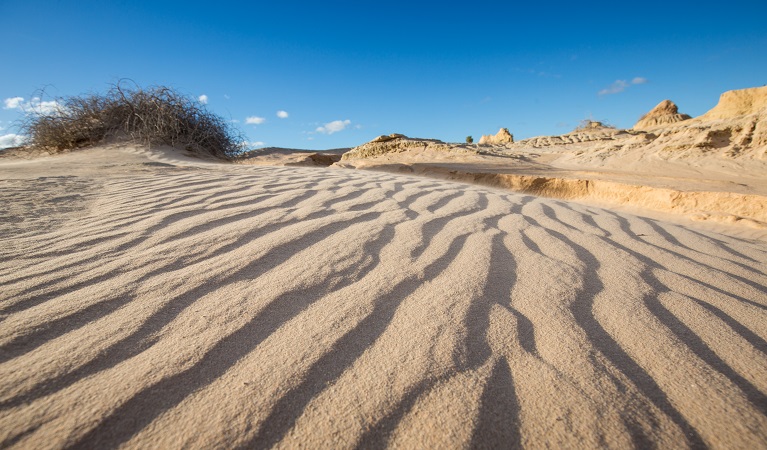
[1,1,766,150]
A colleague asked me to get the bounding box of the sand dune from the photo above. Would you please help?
[1,146,767,448]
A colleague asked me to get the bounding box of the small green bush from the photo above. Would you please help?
[466,135,473,144]
[21,82,244,159]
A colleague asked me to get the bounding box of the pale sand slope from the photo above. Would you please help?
[1,146,767,449]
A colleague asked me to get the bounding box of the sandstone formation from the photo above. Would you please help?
[340,134,515,161]
[697,85,767,121]
[633,100,691,130]
[514,86,767,159]
[370,133,406,143]
[341,134,455,160]
[479,128,514,145]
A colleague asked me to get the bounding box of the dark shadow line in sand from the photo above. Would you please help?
[13,230,134,263]
[409,193,489,260]
[469,357,522,450]
[425,190,463,214]
[603,236,767,411]
[664,220,765,264]
[644,291,767,410]
[356,217,527,449]
[242,231,474,449]
[2,186,321,308]
[0,295,133,365]
[0,189,330,320]
[551,204,767,410]
[636,215,766,280]
[540,203,581,233]
[525,213,707,449]
[0,183,388,349]
[353,377,446,450]
[0,210,385,412]
[688,298,767,357]
[551,201,610,237]
[462,231,537,365]
[66,212,396,449]
[605,212,767,311]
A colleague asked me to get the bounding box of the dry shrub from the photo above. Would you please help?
[21,82,244,159]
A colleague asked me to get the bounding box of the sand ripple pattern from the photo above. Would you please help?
[1,166,766,449]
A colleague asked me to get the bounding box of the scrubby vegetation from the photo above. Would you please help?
[21,83,244,159]
[574,119,617,131]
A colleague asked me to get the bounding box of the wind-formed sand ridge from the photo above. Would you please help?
[1,148,766,448]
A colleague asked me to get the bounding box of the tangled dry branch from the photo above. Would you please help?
[21,83,244,159]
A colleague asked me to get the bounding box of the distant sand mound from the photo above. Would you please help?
[634,100,691,130]
[697,86,767,121]
[479,128,514,145]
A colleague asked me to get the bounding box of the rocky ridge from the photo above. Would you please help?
[341,134,512,160]
[341,86,767,167]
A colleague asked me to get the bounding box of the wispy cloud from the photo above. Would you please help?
[245,116,266,125]
[0,133,27,148]
[241,140,265,149]
[276,110,289,119]
[198,94,208,105]
[4,97,24,109]
[316,119,351,134]
[598,77,648,96]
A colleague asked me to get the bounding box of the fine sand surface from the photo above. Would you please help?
[1,145,767,449]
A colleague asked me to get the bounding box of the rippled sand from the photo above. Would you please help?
[1,146,766,448]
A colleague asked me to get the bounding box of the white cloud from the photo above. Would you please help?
[598,77,648,96]
[4,97,24,109]
[4,96,63,114]
[34,99,63,114]
[0,133,27,149]
[316,119,351,134]
[198,94,208,104]
[276,110,289,119]
[598,80,629,96]
[239,140,265,149]
[245,116,266,125]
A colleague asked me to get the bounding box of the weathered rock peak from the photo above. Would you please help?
[633,100,691,130]
[479,128,514,145]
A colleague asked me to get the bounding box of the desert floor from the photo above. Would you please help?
[1,145,766,449]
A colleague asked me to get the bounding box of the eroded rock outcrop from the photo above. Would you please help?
[697,86,767,121]
[633,100,691,130]
[341,134,455,160]
[479,128,514,145]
